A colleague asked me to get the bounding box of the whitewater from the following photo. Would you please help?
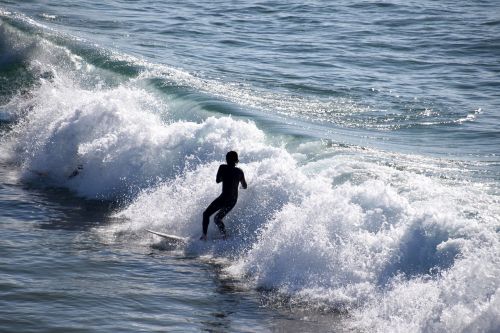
[1,1,499,332]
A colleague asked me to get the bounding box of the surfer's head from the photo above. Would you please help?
[226,151,239,166]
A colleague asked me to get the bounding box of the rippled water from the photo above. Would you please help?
[1,1,499,332]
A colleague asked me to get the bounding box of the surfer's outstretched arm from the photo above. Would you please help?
[241,174,247,189]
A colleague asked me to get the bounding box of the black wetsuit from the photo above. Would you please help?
[202,164,246,236]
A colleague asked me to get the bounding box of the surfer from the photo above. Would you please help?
[201,151,247,240]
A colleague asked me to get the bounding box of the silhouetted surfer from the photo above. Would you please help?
[201,151,247,241]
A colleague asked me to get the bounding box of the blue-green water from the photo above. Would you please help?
[1,1,499,332]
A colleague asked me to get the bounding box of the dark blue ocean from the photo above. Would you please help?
[1,1,499,332]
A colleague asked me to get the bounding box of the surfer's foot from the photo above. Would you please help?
[199,235,207,241]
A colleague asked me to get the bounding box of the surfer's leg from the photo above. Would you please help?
[213,216,226,235]
[214,199,237,236]
[202,197,224,235]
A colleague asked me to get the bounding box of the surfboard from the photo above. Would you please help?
[146,229,188,244]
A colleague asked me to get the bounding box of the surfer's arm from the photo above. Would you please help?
[241,173,247,189]
[216,165,224,183]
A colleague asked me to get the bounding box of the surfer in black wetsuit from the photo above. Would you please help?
[201,151,247,240]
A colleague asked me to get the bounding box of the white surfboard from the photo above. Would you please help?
[146,229,188,244]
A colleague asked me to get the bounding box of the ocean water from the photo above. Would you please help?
[0,1,499,332]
